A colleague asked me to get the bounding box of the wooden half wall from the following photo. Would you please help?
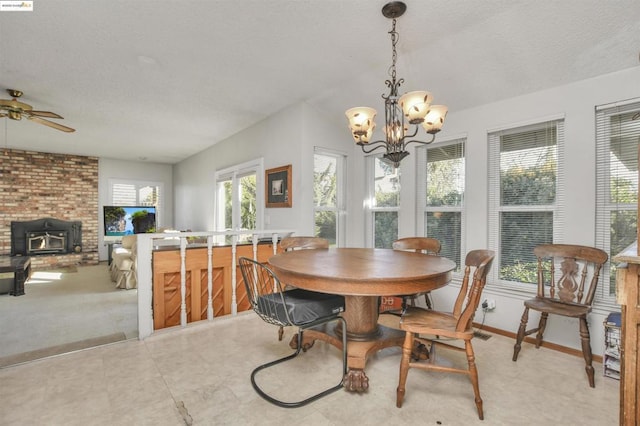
[152,243,281,330]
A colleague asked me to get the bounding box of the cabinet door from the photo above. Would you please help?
[152,244,279,330]
[153,248,216,329]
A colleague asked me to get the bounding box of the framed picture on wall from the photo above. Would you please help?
[265,165,292,208]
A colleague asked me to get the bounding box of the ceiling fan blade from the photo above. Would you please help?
[0,112,7,118]
[28,116,76,133]
[29,110,64,119]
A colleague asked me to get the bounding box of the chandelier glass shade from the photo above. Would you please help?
[345,1,447,168]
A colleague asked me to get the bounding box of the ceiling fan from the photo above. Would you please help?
[0,89,75,132]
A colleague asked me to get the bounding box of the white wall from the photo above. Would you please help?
[424,66,640,355]
[98,158,173,261]
[173,66,640,355]
[172,102,363,239]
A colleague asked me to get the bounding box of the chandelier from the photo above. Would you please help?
[345,1,447,168]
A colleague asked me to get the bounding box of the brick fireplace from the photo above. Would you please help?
[0,148,99,269]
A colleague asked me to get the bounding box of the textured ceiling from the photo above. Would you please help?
[1,0,639,163]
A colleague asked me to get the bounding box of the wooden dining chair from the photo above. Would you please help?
[275,236,329,340]
[238,257,347,408]
[396,249,494,420]
[512,244,608,387]
[387,237,441,313]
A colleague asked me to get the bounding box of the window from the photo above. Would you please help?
[109,179,163,226]
[596,100,640,306]
[314,148,346,247]
[417,139,465,270]
[488,119,564,288]
[366,156,400,248]
[214,159,263,242]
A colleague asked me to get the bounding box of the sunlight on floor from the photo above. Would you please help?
[28,271,63,283]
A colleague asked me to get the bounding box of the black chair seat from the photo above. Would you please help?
[259,289,344,326]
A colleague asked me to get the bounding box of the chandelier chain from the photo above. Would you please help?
[384,18,403,99]
[390,18,398,82]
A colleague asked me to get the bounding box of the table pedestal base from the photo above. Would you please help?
[290,323,405,393]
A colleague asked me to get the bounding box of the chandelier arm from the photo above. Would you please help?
[357,141,389,154]
[403,134,437,147]
[404,125,419,139]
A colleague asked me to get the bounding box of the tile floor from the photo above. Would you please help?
[0,312,619,425]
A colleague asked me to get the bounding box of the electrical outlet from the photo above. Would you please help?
[482,298,496,311]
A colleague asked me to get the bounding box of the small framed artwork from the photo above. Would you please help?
[265,164,292,208]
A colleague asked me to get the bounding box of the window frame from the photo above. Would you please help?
[416,137,466,273]
[313,147,347,247]
[214,158,264,236]
[365,154,401,248]
[487,118,565,291]
[595,99,640,308]
[108,178,164,228]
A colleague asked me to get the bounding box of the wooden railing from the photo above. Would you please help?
[135,229,295,339]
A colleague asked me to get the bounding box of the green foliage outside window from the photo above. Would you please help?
[222,175,256,233]
[240,175,256,230]
[314,159,338,245]
[498,140,556,283]
[375,210,398,248]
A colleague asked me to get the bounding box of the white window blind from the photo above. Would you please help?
[110,180,163,227]
[488,120,564,288]
[595,100,640,307]
[416,138,466,271]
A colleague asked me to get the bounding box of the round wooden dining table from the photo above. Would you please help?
[268,247,456,392]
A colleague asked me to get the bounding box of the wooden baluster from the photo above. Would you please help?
[252,233,259,260]
[207,234,213,320]
[180,236,187,327]
[231,234,238,315]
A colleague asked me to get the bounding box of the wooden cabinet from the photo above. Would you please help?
[152,243,279,330]
[613,244,640,425]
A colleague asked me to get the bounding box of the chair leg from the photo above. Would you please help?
[513,307,529,361]
[424,292,433,310]
[579,316,595,388]
[401,296,409,314]
[252,317,347,408]
[396,331,414,408]
[535,312,548,348]
[278,326,284,341]
[465,340,484,420]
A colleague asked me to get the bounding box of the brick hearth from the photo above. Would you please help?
[0,148,99,269]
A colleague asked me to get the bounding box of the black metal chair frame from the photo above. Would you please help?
[239,256,347,408]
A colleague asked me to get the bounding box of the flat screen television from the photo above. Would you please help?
[103,205,157,237]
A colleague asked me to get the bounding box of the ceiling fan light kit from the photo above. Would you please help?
[0,89,75,132]
[345,1,447,168]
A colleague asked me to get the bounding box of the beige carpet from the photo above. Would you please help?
[0,263,137,366]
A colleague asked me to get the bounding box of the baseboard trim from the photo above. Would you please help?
[473,322,603,363]
[0,332,128,369]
